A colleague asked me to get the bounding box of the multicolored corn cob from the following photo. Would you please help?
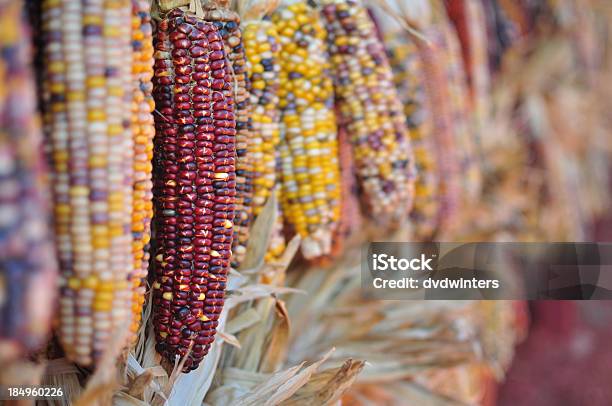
[0,0,57,362]
[243,20,280,217]
[41,0,135,365]
[386,34,439,239]
[243,18,286,262]
[271,2,341,260]
[439,13,481,200]
[416,23,461,234]
[243,9,285,262]
[130,0,155,339]
[202,1,252,269]
[152,9,235,372]
[320,0,416,227]
[444,0,490,125]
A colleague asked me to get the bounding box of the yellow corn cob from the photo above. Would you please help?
[244,20,285,262]
[244,20,280,216]
[386,34,439,239]
[129,0,154,339]
[42,0,134,366]
[272,2,341,260]
[320,0,416,228]
[264,214,286,262]
[243,19,286,262]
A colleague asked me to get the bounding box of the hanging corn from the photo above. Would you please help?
[238,0,286,263]
[41,0,135,365]
[271,2,341,260]
[199,0,253,269]
[129,0,155,340]
[151,7,235,372]
[320,0,416,229]
[444,0,491,124]
[413,17,461,234]
[438,6,482,201]
[0,0,57,363]
[330,125,361,258]
[386,34,439,239]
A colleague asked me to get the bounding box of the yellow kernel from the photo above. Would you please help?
[93,301,112,311]
[67,277,81,290]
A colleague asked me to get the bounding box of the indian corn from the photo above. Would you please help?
[41,0,135,365]
[439,9,481,201]
[444,0,491,122]
[151,9,235,372]
[416,18,462,234]
[130,0,155,339]
[243,20,280,217]
[202,1,252,269]
[320,0,416,227]
[0,0,57,362]
[386,34,439,239]
[331,125,361,258]
[243,17,286,262]
[272,2,341,260]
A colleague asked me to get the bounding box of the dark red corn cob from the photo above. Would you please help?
[330,125,361,260]
[152,9,235,373]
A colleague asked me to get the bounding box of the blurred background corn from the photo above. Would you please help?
[271,2,341,260]
[129,0,154,340]
[330,125,361,259]
[41,0,134,366]
[320,0,416,228]
[386,34,439,239]
[0,0,57,362]
[202,1,252,269]
[438,7,482,200]
[481,0,522,71]
[415,20,461,235]
[151,9,235,372]
[444,0,491,125]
